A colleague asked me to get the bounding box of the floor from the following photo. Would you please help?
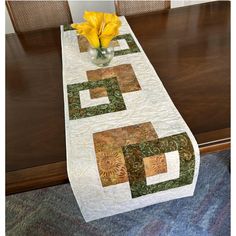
[6,150,230,236]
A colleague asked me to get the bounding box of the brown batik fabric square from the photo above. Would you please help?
[77,35,90,53]
[144,155,167,177]
[93,122,167,187]
[87,64,141,99]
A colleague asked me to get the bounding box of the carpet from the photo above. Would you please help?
[6,150,230,236]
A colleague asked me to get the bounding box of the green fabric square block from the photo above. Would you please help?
[114,34,141,56]
[67,77,126,120]
[122,132,195,198]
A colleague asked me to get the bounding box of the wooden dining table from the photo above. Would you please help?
[6,1,230,194]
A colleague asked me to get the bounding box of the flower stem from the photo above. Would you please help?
[96,47,107,59]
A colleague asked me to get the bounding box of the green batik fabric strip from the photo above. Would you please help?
[63,24,74,31]
[122,132,195,198]
[67,77,126,120]
[114,34,141,56]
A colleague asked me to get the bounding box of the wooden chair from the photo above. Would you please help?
[6,0,72,33]
[114,0,170,16]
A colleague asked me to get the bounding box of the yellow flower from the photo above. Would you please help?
[72,22,100,48]
[100,24,120,48]
[104,13,121,26]
[83,11,104,34]
[71,11,121,49]
[100,13,121,48]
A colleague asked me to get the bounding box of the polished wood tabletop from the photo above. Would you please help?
[6,1,230,194]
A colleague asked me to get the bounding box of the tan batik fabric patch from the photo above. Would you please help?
[144,155,167,177]
[77,35,90,53]
[93,122,167,187]
[87,64,141,99]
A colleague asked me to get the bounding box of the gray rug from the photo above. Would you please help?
[6,150,230,236]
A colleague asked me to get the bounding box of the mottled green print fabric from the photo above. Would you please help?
[122,132,195,198]
[113,34,140,56]
[67,77,126,120]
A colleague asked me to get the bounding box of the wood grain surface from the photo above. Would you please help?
[6,1,230,194]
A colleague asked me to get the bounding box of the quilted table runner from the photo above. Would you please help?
[61,17,200,222]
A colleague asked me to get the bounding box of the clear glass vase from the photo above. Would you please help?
[88,46,114,67]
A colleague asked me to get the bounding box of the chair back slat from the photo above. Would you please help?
[6,0,72,33]
[115,0,170,16]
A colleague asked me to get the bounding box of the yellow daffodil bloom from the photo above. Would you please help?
[71,11,121,49]
[72,22,100,48]
[100,22,120,48]
[83,11,104,34]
